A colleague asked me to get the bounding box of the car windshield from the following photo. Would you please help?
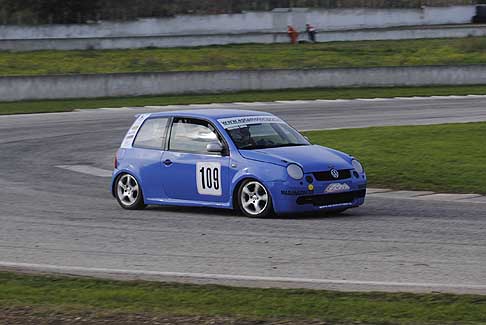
[225,122,310,150]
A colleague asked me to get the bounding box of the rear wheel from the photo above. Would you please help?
[115,173,146,210]
[237,180,273,218]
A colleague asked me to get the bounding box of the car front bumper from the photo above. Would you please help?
[266,175,367,215]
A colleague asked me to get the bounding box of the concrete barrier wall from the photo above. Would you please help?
[0,6,475,40]
[2,65,486,102]
[2,25,486,51]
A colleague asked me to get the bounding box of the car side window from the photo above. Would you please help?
[133,118,168,149]
[169,118,221,154]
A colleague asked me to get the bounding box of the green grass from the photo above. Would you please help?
[3,84,486,115]
[304,122,486,195]
[2,37,486,76]
[1,272,485,324]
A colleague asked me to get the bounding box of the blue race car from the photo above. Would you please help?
[112,110,366,217]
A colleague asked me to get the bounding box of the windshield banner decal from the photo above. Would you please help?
[217,116,285,129]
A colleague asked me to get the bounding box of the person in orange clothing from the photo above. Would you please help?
[287,25,299,44]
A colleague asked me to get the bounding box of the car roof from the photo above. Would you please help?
[146,109,274,121]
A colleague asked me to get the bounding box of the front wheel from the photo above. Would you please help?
[115,173,146,210]
[237,180,273,218]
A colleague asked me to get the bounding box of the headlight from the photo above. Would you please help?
[352,159,364,173]
[287,164,304,180]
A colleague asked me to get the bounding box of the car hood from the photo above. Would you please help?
[239,145,352,172]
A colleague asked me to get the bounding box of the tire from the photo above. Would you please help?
[115,173,146,210]
[237,179,273,218]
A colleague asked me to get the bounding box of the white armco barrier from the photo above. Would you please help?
[1,25,486,51]
[0,6,476,40]
[0,6,479,51]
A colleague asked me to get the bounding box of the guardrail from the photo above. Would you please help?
[2,65,486,102]
[2,25,486,51]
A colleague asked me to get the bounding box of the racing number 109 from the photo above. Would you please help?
[196,162,222,196]
[200,166,219,190]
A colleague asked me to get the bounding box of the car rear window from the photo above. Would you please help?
[133,118,168,149]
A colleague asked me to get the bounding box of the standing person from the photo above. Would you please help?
[306,23,317,43]
[287,25,299,44]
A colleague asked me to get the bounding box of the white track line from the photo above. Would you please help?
[275,100,312,104]
[99,107,132,111]
[106,95,486,112]
[355,98,392,101]
[233,102,276,106]
[143,105,185,109]
[188,103,228,108]
[369,190,486,203]
[56,165,112,177]
[466,94,486,98]
[1,261,485,291]
[314,99,351,102]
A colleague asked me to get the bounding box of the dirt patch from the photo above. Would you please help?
[0,307,333,325]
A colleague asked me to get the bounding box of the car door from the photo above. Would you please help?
[161,117,230,204]
[128,117,169,201]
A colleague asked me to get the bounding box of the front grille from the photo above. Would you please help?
[312,169,351,181]
[296,190,366,206]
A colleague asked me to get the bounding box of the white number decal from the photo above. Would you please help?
[196,162,222,196]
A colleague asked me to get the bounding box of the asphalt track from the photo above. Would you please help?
[1,96,486,294]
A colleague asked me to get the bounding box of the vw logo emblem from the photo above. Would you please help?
[330,169,340,179]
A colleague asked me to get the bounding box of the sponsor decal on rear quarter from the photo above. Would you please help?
[121,113,151,148]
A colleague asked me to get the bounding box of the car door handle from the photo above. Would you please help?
[163,159,173,166]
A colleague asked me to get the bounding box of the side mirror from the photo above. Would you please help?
[206,142,224,153]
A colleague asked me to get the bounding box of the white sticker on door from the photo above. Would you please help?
[196,162,222,196]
